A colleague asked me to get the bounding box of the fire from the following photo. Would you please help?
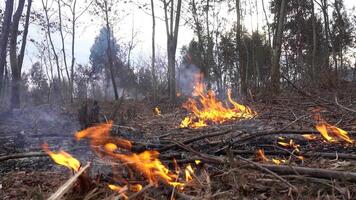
[154,107,161,116]
[180,79,256,128]
[278,138,300,153]
[314,113,353,144]
[256,149,269,162]
[256,149,288,165]
[108,184,128,199]
[42,143,80,172]
[302,134,317,140]
[75,121,132,150]
[184,164,195,182]
[110,150,184,187]
[76,123,186,187]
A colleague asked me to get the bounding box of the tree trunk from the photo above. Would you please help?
[9,0,26,109]
[270,0,286,95]
[163,0,182,102]
[0,0,14,92]
[321,0,330,71]
[104,1,119,100]
[236,0,246,96]
[151,0,157,102]
[70,0,77,103]
[311,0,317,81]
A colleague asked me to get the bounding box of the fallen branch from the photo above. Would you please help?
[335,96,356,113]
[0,152,47,162]
[234,155,298,191]
[127,184,153,200]
[159,129,237,152]
[48,162,91,200]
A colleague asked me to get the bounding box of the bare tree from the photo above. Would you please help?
[9,0,33,108]
[41,0,62,83]
[163,0,182,102]
[0,0,14,92]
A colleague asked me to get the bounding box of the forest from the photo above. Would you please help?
[1,0,356,199]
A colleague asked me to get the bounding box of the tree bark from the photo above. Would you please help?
[0,0,14,92]
[270,0,286,95]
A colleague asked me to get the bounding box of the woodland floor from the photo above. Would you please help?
[1,83,356,200]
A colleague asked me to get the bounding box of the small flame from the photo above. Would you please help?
[42,143,80,172]
[314,113,353,144]
[195,160,201,165]
[129,184,143,192]
[184,164,195,182]
[278,139,300,152]
[256,149,269,162]
[302,134,317,140]
[154,107,161,116]
[180,75,256,128]
[272,158,286,165]
[108,184,128,199]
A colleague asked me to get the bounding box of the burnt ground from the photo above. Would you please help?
[1,86,356,199]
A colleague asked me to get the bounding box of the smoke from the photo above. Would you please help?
[178,62,201,95]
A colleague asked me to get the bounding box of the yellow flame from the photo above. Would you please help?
[154,107,161,116]
[180,76,256,128]
[42,143,80,172]
[302,134,317,140]
[195,160,201,165]
[184,164,195,182]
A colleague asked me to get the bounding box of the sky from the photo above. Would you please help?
[1,0,356,71]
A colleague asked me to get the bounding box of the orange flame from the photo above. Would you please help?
[42,143,80,172]
[302,134,317,140]
[256,149,269,162]
[180,77,256,128]
[110,150,184,187]
[154,107,161,116]
[75,121,132,150]
[314,113,353,144]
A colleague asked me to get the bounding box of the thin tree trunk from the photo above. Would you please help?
[311,0,317,81]
[261,0,271,47]
[236,0,247,95]
[41,0,61,82]
[57,0,71,101]
[270,0,286,95]
[0,0,14,92]
[70,0,77,103]
[150,0,157,102]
